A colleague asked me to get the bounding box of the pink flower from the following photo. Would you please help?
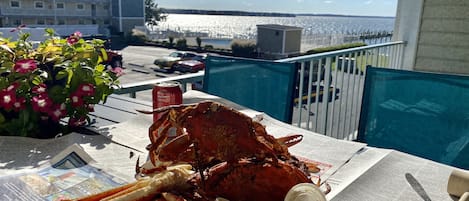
[0,90,16,110]
[70,92,84,107]
[86,104,95,112]
[69,116,86,127]
[67,37,79,45]
[76,83,95,96]
[108,66,125,77]
[73,31,82,37]
[6,83,20,92]
[14,59,37,74]
[12,97,26,112]
[32,84,47,94]
[49,103,67,122]
[31,95,53,113]
[66,31,82,45]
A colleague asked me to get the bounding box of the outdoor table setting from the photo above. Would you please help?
[0,90,467,201]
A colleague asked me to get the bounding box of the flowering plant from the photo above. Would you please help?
[0,28,121,138]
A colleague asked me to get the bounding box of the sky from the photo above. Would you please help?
[155,0,398,17]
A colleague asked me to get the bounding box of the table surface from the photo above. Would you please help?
[0,90,463,201]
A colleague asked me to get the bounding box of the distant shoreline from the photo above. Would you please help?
[162,8,395,18]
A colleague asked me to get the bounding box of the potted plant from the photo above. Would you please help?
[0,27,122,138]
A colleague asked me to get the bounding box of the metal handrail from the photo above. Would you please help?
[281,40,406,139]
[114,71,204,98]
[276,41,406,63]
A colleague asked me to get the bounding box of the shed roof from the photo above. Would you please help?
[256,24,303,31]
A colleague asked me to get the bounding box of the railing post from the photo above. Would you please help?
[320,57,332,135]
[297,62,305,128]
[180,81,188,92]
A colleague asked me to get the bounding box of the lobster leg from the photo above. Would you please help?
[149,110,171,143]
[149,122,172,165]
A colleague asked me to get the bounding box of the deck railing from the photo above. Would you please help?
[114,71,204,98]
[277,41,406,139]
[115,41,406,140]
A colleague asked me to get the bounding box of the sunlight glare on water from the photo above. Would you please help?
[157,14,394,38]
[153,14,395,49]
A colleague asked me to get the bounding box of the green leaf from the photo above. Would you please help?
[45,28,55,37]
[32,75,43,85]
[95,64,105,73]
[19,32,31,41]
[56,69,68,80]
[0,44,14,54]
[0,113,5,124]
[1,61,14,68]
[0,67,9,75]
[66,68,74,85]
[49,85,66,103]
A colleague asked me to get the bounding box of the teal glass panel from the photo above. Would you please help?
[203,55,297,123]
[358,67,469,168]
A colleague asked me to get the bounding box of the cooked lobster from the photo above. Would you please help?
[75,101,326,201]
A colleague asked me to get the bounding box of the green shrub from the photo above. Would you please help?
[305,42,367,55]
[175,38,187,49]
[126,29,147,45]
[168,36,174,47]
[231,40,256,57]
[204,44,214,50]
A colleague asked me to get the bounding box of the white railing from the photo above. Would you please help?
[114,71,204,98]
[115,41,406,140]
[277,41,405,139]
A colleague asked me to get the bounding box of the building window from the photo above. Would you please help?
[13,19,22,26]
[10,1,20,8]
[34,1,44,9]
[76,3,84,10]
[37,19,45,25]
[58,19,65,25]
[103,5,109,10]
[78,19,85,24]
[56,2,64,9]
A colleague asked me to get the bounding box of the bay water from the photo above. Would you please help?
[151,14,395,50]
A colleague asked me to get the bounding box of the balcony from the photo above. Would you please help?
[114,41,406,140]
[1,8,92,17]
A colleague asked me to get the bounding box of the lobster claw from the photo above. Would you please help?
[277,135,303,147]
[158,134,193,162]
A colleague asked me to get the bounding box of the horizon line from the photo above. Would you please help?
[161,8,396,18]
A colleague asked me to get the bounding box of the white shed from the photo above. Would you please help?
[256,24,303,59]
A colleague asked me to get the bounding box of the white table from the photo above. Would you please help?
[0,90,462,201]
[181,91,461,201]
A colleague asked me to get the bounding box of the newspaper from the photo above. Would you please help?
[0,144,127,201]
[328,150,456,201]
[94,114,153,153]
[259,115,366,184]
